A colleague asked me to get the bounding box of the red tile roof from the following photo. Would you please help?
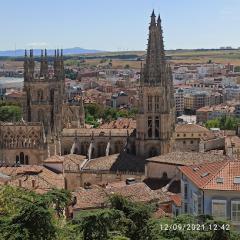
[73,182,169,210]
[170,194,182,207]
[179,160,240,191]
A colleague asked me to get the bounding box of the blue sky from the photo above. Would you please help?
[1,0,240,51]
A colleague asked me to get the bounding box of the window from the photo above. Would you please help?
[155,116,160,138]
[191,140,194,144]
[20,152,25,164]
[184,203,188,213]
[175,208,179,216]
[155,96,159,112]
[16,155,19,164]
[231,201,240,223]
[16,153,29,165]
[148,117,152,138]
[184,183,188,199]
[212,200,227,219]
[183,140,186,144]
[148,96,152,112]
[193,193,198,215]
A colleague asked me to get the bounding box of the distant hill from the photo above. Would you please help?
[0,47,103,57]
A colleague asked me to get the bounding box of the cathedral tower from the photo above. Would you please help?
[136,11,175,158]
[23,49,65,136]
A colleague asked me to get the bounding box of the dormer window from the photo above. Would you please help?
[233,176,240,184]
[216,177,224,184]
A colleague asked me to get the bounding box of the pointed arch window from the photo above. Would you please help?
[148,96,153,112]
[148,117,152,138]
[155,96,160,112]
[155,116,160,138]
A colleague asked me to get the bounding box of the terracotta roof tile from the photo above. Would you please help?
[179,160,240,191]
[170,194,182,207]
[83,153,145,172]
[175,124,209,133]
[0,165,65,193]
[73,182,170,210]
[147,151,231,166]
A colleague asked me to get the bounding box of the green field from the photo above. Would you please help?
[63,49,240,69]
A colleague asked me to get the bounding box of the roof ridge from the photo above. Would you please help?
[202,160,230,189]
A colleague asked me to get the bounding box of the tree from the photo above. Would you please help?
[0,186,56,240]
[109,195,154,240]
[42,189,72,217]
[205,116,240,130]
[0,105,22,121]
[73,209,127,240]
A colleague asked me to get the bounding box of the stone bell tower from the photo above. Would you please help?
[23,49,65,136]
[136,10,175,158]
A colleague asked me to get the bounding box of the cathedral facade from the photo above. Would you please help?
[0,11,175,165]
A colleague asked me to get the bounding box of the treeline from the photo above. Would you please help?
[0,185,239,240]
[205,116,240,130]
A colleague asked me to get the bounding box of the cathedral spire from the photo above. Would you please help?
[143,11,166,85]
[157,14,165,60]
[150,10,156,26]
[29,49,35,79]
[40,49,48,77]
[24,50,29,80]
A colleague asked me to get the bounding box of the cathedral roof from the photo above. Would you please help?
[82,152,145,173]
[44,154,86,164]
[62,128,134,137]
[146,151,232,166]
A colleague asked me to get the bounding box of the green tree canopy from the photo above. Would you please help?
[0,105,22,122]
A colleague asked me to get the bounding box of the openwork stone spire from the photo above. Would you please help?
[142,11,166,85]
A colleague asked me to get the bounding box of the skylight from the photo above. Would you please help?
[216,177,224,184]
[201,172,209,178]
[233,176,240,184]
[193,167,199,171]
